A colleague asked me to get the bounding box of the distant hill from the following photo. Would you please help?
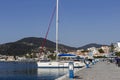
[78,43,108,50]
[0,37,109,56]
[0,37,76,56]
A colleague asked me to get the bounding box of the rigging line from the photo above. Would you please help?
[41,6,56,49]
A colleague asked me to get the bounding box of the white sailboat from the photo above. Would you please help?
[37,0,85,68]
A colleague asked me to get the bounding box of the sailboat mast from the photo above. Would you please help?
[56,0,59,61]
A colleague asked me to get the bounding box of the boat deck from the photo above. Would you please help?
[56,60,120,80]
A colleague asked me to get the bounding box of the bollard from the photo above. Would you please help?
[84,59,90,68]
[86,63,90,68]
[92,60,95,65]
[69,62,74,79]
[94,59,97,63]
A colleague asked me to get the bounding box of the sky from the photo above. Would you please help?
[0,0,120,47]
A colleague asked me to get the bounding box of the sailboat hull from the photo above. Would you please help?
[37,61,85,68]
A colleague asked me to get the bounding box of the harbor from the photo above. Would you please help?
[0,0,120,80]
[56,59,120,80]
[0,61,69,80]
[0,58,120,80]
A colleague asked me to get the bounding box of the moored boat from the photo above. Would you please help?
[37,61,85,68]
[37,0,85,68]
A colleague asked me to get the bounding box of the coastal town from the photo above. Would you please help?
[0,0,120,79]
[0,41,120,62]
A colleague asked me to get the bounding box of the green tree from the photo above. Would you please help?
[98,49,104,53]
[48,53,56,60]
[115,52,120,56]
[110,43,114,52]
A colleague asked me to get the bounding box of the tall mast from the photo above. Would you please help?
[56,0,59,61]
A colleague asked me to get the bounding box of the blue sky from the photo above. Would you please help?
[0,0,120,47]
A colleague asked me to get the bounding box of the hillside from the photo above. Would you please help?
[78,43,108,50]
[0,37,76,56]
[0,37,109,56]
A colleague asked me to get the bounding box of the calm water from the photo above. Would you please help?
[0,61,69,80]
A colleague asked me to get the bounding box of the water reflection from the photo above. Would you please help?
[0,61,68,80]
[0,61,37,80]
[37,68,68,80]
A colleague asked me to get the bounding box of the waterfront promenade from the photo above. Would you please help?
[56,60,120,80]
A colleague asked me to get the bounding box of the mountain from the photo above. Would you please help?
[0,37,109,56]
[0,37,76,56]
[78,43,108,50]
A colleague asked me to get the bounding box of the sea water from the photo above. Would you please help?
[0,61,68,80]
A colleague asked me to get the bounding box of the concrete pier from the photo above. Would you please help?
[56,61,120,80]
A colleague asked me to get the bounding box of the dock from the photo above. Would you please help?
[56,60,120,80]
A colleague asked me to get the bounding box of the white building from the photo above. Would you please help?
[101,46,110,53]
[118,42,120,48]
[87,47,99,55]
[114,42,120,52]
